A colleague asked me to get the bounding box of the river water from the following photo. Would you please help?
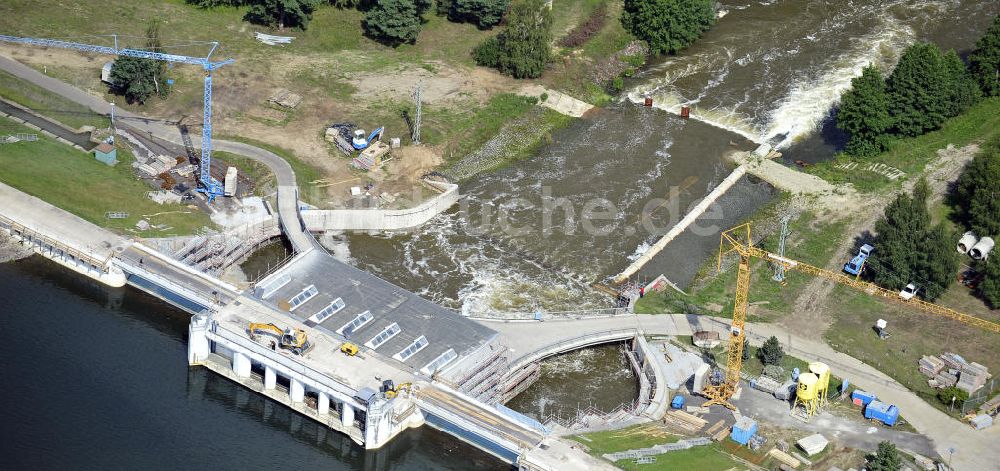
[0,257,506,470]
[340,0,999,416]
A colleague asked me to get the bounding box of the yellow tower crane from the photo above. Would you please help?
[702,223,1000,410]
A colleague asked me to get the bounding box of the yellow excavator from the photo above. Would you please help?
[248,322,313,355]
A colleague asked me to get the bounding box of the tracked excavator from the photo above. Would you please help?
[248,322,313,355]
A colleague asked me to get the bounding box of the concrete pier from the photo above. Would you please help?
[614,165,747,282]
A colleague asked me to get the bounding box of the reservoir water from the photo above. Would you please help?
[0,256,506,470]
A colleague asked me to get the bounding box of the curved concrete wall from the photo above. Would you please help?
[301,180,459,232]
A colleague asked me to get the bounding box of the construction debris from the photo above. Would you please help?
[325,123,356,155]
[970,414,993,430]
[1,133,38,143]
[352,141,391,171]
[602,437,712,462]
[268,88,302,109]
[137,154,179,177]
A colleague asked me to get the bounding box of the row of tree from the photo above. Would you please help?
[838,15,1000,157]
[186,0,510,45]
[867,180,957,301]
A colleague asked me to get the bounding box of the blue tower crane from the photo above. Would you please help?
[0,34,234,200]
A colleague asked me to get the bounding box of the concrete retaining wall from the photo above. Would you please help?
[301,180,459,232]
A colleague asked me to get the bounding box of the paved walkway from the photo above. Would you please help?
[519,85,595,118]
[0,54,315,254]
[480,314,1000,470]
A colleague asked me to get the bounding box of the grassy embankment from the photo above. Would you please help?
[0,0,632,192]
[0,120,213,235]
[571,424,742,470]
[0,69,107,130]
[636,98,1000,418]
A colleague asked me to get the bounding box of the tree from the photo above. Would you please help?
[952,140,1000,237]
[621,0,715,55]
[109,22,169,104]
[942,49,981,117]
[741,337,751,361]
[869,184,931,291]
[937,386,970,408]
[473,0,552,79]
[244,0,318,30]
[867,441,902,471]
[980,254,1000,309]
[757,335,783,366]
[969,14,1000,97]
[447,0,510,28]
[869,180,956,300]
[364,0,429,46]
[886,43,952,137]
[837,65,891,157]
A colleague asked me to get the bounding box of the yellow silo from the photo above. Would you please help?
[796,372,819,401]
[793,372,820,417]
[809,362,831,405]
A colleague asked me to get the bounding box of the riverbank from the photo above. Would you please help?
[635,99,1000,421]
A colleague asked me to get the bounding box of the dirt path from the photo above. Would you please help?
[779,144,980,340]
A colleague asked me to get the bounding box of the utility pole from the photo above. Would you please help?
[772,215,791,282]
[412,81,422,145]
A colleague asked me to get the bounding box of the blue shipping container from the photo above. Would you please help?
[730,417,758,445]
[852,389,876,406]
[864,400,899,426]
[671,395,685,409]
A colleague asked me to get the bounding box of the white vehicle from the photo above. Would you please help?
[899,283,918,301]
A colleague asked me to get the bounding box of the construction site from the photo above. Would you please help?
[2,1,1000,471]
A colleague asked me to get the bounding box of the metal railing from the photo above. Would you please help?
[469,307,631,321]
[507,328,639,373]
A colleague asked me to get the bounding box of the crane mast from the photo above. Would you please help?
[704,223,1000,410]
[0,33,234,200]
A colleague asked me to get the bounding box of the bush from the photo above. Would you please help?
[244,0,319,30]
[621,0,715,55]
[867,441,902,471]
[473,0,552,79]
[981,255,1000,309]
[757,335,784,366]
[937,386,969,408]
[557,3,607,48]
[363,0,426,46]
[473,36,503,67]
[447,0,509,28]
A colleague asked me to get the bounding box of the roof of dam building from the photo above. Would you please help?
[250,249,499,376]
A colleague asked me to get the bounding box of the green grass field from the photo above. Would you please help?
[0,70,107,130]
[0,120,213,236]
[808,98,1000,192]
[570,424,742,471]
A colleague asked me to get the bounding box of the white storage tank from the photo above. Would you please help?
[957,231,978,254]
[971,237,995,261]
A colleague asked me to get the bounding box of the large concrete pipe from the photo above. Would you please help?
[957,231,978,254]
[971,236,995,260]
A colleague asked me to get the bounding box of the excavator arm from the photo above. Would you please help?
[248,322,283,337]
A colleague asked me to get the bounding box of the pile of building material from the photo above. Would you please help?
[267,88,302,109]
[662,410,707,434]
[255,32,294,45]
[352,141,391,171]
[137,154,178,177]
[920,353,991,393]
[325,123,356,155]
[751,376,782,395]
[147,190,182,205]
[970,414,993,430]
[767,448,801,468]
[796,433,829,456]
